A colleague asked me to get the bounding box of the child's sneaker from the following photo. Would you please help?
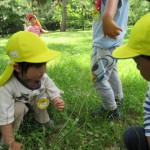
[42,119,55,129]
[91,105,120,120]
[115,98,124,107]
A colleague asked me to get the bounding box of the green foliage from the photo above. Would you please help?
[128,0,150,25]
[0,0,26,36]
[0,0,150,34]
[41,2,62,31]
[66,0,92,29]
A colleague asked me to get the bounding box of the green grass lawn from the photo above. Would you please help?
[0,30,148,150]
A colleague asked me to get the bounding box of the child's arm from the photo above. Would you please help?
[23,24,28,31]
[44,74,64,111]
[147,137,150,149]
[41,28,49,34]
[102,0,122,39]
[1,124,22,149]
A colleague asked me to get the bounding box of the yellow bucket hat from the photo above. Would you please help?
[0,31,61,86]
[113,13,150,58]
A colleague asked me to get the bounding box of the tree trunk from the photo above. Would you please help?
[60,0,67,31]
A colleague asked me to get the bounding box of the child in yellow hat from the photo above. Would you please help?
[113,13,150,150]
[24,13,49,36]
[0,31,64,149]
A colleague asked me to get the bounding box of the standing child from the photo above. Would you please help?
[24,13,49,36]
[0,31,64,150]
[91,0,129,120]
[113,13,150,150]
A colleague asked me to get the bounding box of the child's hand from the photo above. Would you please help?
[53,98,64,111]
[41,29,49,34]
[23,24,27,31]
[102,19,122,39]
[9,141,22,150]
[45,30,49,34]
[23,24,27,27]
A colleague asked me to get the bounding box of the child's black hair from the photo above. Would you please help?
[141,55,150,61]
[29,16,36,21]
[15,62,46,76]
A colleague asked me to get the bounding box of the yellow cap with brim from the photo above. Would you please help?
[113,13,150,59]
[0,31,61,86]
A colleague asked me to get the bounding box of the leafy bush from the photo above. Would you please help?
[128,0,150,25]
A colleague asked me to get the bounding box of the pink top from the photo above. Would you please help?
[27,25,42,36]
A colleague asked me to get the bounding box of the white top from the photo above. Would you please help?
[0,73,61,125]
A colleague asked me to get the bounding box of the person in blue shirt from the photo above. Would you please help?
[91,0,129,120]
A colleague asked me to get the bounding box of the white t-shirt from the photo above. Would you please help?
[0,73,61,125]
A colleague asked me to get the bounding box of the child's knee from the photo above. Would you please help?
[124,126,145,149]
[14,102,29,118]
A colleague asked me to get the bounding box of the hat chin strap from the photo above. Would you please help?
[7,60,15,65]
[0,61,14,86]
